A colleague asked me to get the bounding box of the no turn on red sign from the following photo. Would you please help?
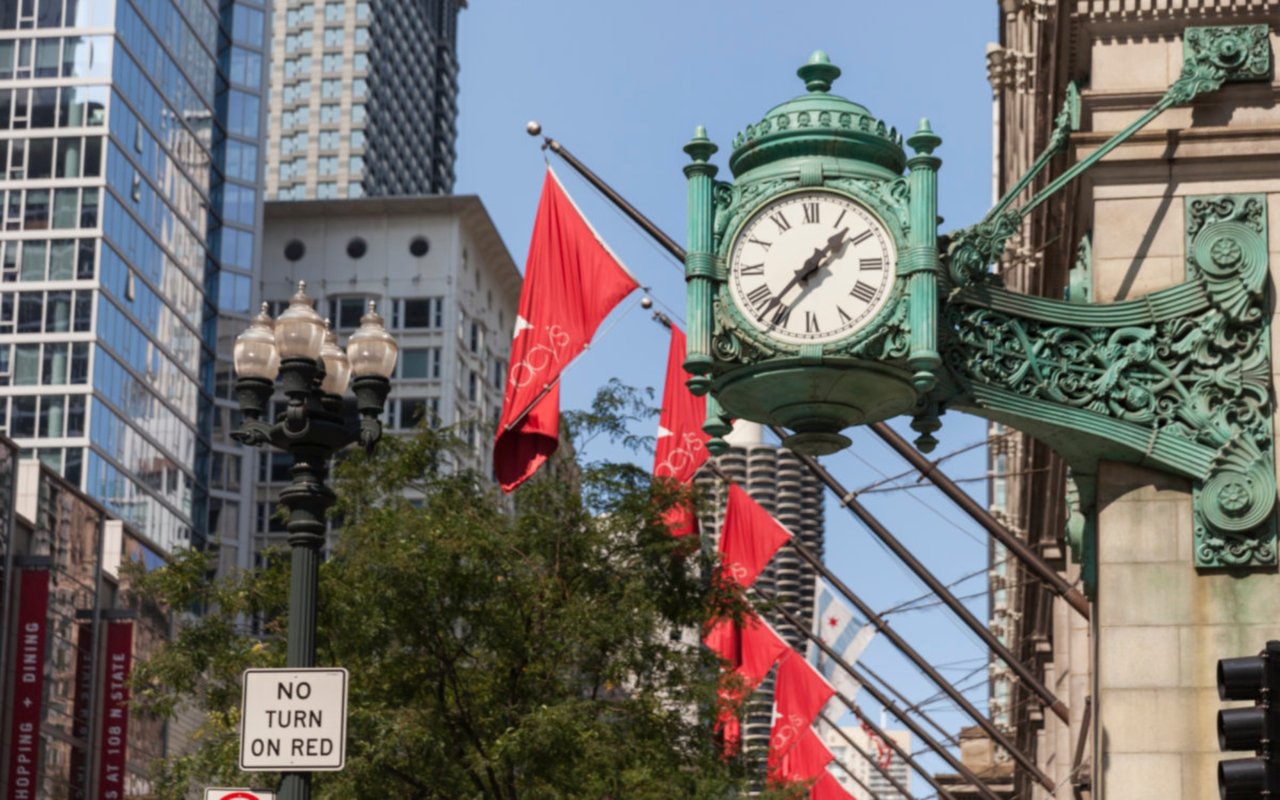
[205,790,276,800]
[239,668,348,772]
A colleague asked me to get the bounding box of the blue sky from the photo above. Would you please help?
[456,0,1004,782]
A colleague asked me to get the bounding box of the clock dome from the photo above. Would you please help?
[729,51,907,181]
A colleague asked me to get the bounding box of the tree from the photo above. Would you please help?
[129,387,799,799]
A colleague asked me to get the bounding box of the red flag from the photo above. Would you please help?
[718,484,792,587]
[811,769,855,799]
[653,326,709,537]
[737,612,791,688]
[770,650,835,761]
[770,726,834,784]
[702,615,740,665]
[704,612,789,759]
[494,168,638,492]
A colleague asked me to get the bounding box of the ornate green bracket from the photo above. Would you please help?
[946,194,1274,569]
[947,24,1272,287]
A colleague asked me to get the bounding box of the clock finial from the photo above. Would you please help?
[798,50,841,93]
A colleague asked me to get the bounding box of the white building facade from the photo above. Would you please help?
[257,195,518,551]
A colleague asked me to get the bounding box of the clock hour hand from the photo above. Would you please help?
[758,227,851,321]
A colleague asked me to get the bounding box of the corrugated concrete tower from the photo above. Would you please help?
[698,421,826,759]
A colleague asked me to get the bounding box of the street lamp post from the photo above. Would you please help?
[231,283,397,800]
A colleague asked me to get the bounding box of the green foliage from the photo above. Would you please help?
[131,395,795,799]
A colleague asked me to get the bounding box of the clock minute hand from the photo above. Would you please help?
[758,227,851,321]
[759,249,824,320]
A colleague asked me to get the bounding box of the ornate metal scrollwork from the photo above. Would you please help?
[946,194,1274,568]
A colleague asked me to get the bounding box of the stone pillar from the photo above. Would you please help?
[1095,461,1280,798]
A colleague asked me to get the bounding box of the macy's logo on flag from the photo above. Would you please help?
[654,428,708,479]
[507,321,572,389]
[770,710,808,753]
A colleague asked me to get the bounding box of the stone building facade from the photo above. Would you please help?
[986,2,1280,798]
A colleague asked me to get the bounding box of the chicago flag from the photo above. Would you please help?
[493,168,638,492]
[808,579,874,702]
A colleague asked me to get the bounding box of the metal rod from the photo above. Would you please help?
[783,530,1056,791]
[701,420,1048,787]
[870,421,1091,620]
[537,133,686,262]
[765,597,992,800]
[771,427,1071,725]
[818,711,899,800]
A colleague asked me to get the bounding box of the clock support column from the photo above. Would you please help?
[904,119,944,451]
[683,126,719,395]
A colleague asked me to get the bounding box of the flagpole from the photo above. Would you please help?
[530,122,1092,622]
[767,429,1071,725]
[762,595,998,800]
[529,123,685,263]
[869,421,1092,619]
[701,453,1060,791]
[782,526,1056,791]
[818,711,904,800]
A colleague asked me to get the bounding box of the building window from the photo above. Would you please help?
[397,397,427,430]
[399,347,440,380]
[394,297,443,330]
[328,296,371,330]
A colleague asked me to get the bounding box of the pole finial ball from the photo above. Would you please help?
[640,296,653,309]
[526,121,542,136]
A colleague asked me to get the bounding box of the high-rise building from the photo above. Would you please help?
[822,724,912,799]
[266,0,463,201]
[256,195,519,553]
[0,0,269,556]
[698,421,826,758]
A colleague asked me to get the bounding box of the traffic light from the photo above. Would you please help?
[1218,641,1280,799]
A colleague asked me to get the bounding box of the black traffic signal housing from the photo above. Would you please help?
[1219,641,1280,799]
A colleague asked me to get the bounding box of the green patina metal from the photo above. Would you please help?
[685,30,1274,570]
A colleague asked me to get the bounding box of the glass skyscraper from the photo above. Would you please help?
[0,0,268,555]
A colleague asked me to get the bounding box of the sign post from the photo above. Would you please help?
[205,790,277,800]
[239,668,347,773]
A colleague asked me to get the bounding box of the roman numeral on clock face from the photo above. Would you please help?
[770,212,791,233]
[746,283,772,311]
[860,257,883,270]
[748,237,772,250]
[739,263,765,276]
[849,281,877,303]
[803,203,820,224]
[805,311,820,333]
[770,303,792,327]
[850,229,874,246]
[837,306,852,324]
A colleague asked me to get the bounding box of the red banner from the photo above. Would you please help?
[96,620,133,800]
[69,621,94,800]
[6,566,51,800]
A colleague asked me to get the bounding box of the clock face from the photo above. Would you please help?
[727,191,896,346]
